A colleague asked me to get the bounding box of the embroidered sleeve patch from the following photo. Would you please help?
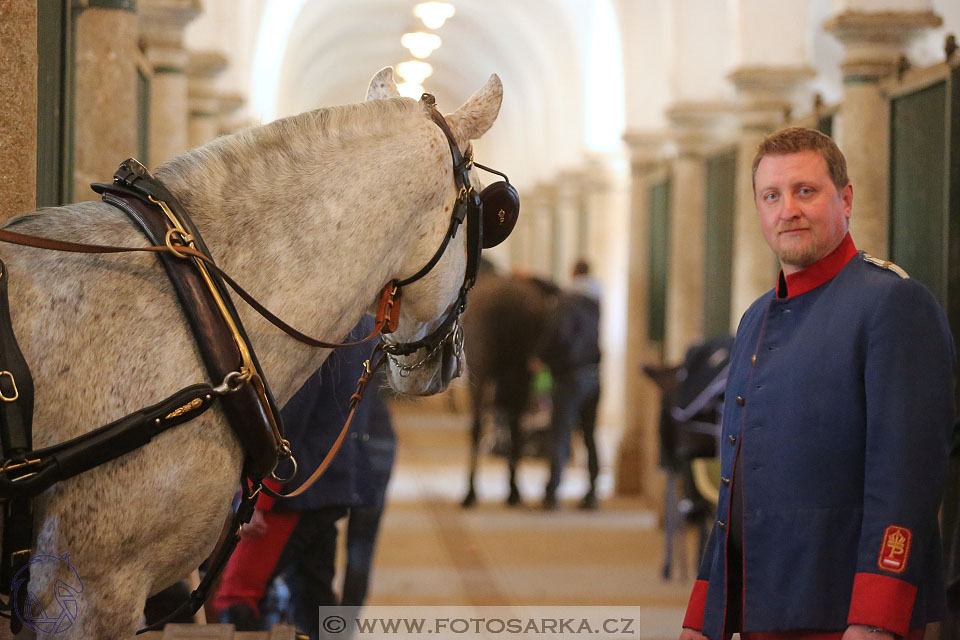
[878,525,912,574]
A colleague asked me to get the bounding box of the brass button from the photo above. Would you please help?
[717,520,726,528]
[751,354,757,365]
[736,395,745,407]
[728,435,736,445]
[721,476,731,486]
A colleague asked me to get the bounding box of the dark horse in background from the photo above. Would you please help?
[460,267,561,507]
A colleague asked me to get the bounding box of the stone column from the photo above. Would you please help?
[73,0,140,201]
[664,103,728,362]
[728,67,814,323]
[139,0,201,168]
[525,184,557,278]
[187,50,228,148]
[509,205,532,272]
[0,1,38,221]
[824,8,942,257]
[618,132,669,497]
[554,170,587,285]
[217,92,245,136]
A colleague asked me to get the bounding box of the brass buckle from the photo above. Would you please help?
[0,371,19,402]
[164,228,194,259]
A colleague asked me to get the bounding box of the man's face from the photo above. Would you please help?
[754,150,853,275]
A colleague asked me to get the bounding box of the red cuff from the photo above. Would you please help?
[683,579,708,630]
[847,572,918,636]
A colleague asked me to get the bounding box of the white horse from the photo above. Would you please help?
[0,68,503,639]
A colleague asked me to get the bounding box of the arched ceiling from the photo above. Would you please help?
[270,0,596,190]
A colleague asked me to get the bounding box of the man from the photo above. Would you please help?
[680,128,954,640]
[539,259,603,510]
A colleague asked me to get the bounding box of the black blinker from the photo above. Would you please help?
[479,180,519,249]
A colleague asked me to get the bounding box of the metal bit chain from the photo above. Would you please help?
[385,321,463,377]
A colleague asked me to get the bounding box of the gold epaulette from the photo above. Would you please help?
[862,253,909,279]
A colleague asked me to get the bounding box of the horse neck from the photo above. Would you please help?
[153,102,442,401]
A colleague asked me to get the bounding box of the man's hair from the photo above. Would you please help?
[572,259,590,276]
[752,127,849,193]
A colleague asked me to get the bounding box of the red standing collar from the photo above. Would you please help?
[777,233,858,299]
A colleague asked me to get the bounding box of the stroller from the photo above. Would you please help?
[644,333,734,580]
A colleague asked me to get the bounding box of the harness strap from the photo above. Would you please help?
[0,383,223,500]
[263,349,386,500]
[0,227,400,350]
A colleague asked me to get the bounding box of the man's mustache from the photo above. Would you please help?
[777,225,810,235]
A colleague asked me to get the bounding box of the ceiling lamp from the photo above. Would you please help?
[414,2,455,29]
[398,82,426,99]
[396,60,433,86]
[401,31,442,59]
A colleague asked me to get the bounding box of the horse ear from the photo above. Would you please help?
[366,67,400,100]
[444,74,503,148]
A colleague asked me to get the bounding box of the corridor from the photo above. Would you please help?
[363,392,693,639]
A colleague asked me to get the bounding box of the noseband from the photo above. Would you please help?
[380,93,518,365]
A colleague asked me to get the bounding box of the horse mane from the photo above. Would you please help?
[155,97,424,189]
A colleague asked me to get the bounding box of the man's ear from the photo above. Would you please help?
[842,182,853,218]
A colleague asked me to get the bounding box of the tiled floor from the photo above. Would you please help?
[361,395,695,639]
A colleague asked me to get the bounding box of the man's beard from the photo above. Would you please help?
[777,243,820,269]
[775,233,821,270]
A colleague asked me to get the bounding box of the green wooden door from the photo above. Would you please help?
[703,149,736,338]
[648,179,671,345]
[889,80,948,302]
[36,0,73,206]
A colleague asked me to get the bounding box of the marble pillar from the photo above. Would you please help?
[618,132,669,497]
[664,103,729,362]
[217,92,245,136]
[139,0,201,168]
[824,9,942,257]
[555,170,587,285]
[187,50,228,148]
[578,152,631,486]
[0,1,38,221]
[728,67,814,324]
[509,207,531,272]
[73,2,139,201]
[526,184,557,278]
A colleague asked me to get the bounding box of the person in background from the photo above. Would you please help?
[538,259,602,510]
[215,316,396,639]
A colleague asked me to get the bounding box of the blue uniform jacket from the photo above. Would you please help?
[685,247,954,638]
[266,316,394,511]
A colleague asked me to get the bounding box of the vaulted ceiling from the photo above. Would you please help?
[266,0,608,190]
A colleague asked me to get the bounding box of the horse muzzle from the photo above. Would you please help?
[383,321,464,396]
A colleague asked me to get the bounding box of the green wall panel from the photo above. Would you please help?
[948,66,960,352]
[704,149,736,338]
[889,81,947,302]
[36,0,72,207]
[648,179,671,345]
[137,69,150,165]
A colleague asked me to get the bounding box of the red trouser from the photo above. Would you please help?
[212,510,300,617]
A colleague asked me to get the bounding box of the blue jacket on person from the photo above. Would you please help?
[684,235,955,638]
[271,315,394,512]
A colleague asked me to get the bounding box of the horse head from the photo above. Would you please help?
[365,68,506,395]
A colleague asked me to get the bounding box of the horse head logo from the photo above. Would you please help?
[12,552,84,634]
